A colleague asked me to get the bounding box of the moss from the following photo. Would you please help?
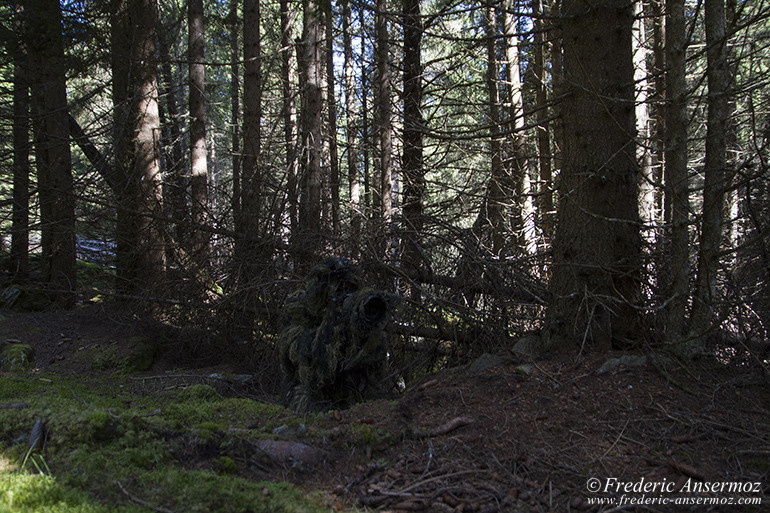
[90,345,122,372]
[213,456,238,475]
[348,423,394,450]
[0,342,34,372]
[123,337,158,372]
[0,472,139,513]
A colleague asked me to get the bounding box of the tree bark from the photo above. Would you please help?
[11,3,30,279]
[189,0,209,268]
[532,0,553,239]
[544,0,642,350]
[326,4,341,238]
[342,0,361,255]
[25,0,76,306]
[111,0,165,295]
[402,0,425,280]
[281,0,298,235]
[228,0,241,230]
[376,0,393,252]
[689,0,730,336]
[663,0,690,340]
[297,0,324,263]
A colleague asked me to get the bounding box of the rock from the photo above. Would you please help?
[511,335,541,356]
[255,439,324,467]
[597,354,648,375]
[468,353,514,373]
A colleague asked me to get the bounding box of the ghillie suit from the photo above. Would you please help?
[279,258,394,412]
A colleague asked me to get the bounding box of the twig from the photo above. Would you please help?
[116,481,176,513]
[0,402,29,409]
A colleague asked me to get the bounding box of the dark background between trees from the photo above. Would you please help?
[1,0,769,379]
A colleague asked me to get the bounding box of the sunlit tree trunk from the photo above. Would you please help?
[532,0,553,240]
[26,0,76,306]
[544,0,642,350]
[189,0,209,268]
[376,0,393,253]
[635,1,655,235]
[342,0,361,255]
[664,0,690,340]
[281,0,298,235]
[503,0,530,253]
[690,0,730,337]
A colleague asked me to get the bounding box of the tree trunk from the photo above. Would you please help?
[326,4,340,238]
[297,0,324,263]
[342,0,361,255]
[634,1,655,234]
[482,2,506,257]
[25,0,76,306]
[532,0,553,240]
[281,0,298,235]
[544,0,642,350]
[11,3,30,279]
[376,0,393,252]
[689,0,730,336]
[402,0,425,279]
[229,0,241,230]
[111,0,165,295]
[503,0,530,253]
[663,0,690,340]
[189,0,209,268]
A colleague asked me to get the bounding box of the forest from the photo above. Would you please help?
[0,0,769,511]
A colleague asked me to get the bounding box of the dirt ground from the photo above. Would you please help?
[2,303,769,512]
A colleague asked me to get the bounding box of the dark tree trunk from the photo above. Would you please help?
[690,0,730,336]
[544,0,642,350]
[11,3,30,279]
[111,0,165,295]
[532,0,553,239]
[297,0,324,263]
[664,0,690,340]
[25,0,76,306]
[402,0,425,278]
[228,0,241,229]
[326,4,341,238]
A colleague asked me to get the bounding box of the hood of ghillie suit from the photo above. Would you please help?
[303,257,361,322]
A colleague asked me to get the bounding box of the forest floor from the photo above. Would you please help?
[0,302,768,512]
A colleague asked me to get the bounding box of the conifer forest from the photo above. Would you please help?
[0,0,768,512]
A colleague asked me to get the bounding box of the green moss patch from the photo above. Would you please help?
[0,374,333,513]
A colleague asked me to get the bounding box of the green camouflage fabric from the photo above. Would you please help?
[278,258,392,412]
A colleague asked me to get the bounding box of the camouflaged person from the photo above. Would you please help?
[278,258,394,412]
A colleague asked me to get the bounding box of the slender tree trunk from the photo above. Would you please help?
[360,4,372,223]
[402,0,424,278]
[297,0,324,263]
[649,0,666,222]
[342,0,361,255]
[503,0,529,253]
[532,0,553,239]
[11,3,30,279]
[157,24,187,240]
[635,1,655,234]
[326,4,341,238]
[482,2,506,257]
[689,0,730,336]
[189,0,209,268]
[281,0,298,235]
[550,0,564,177]
[664,0,689,340]
[229,0,241,230]
[376,0,393,252]
[544,0,642,350]
[25,0,76,306]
